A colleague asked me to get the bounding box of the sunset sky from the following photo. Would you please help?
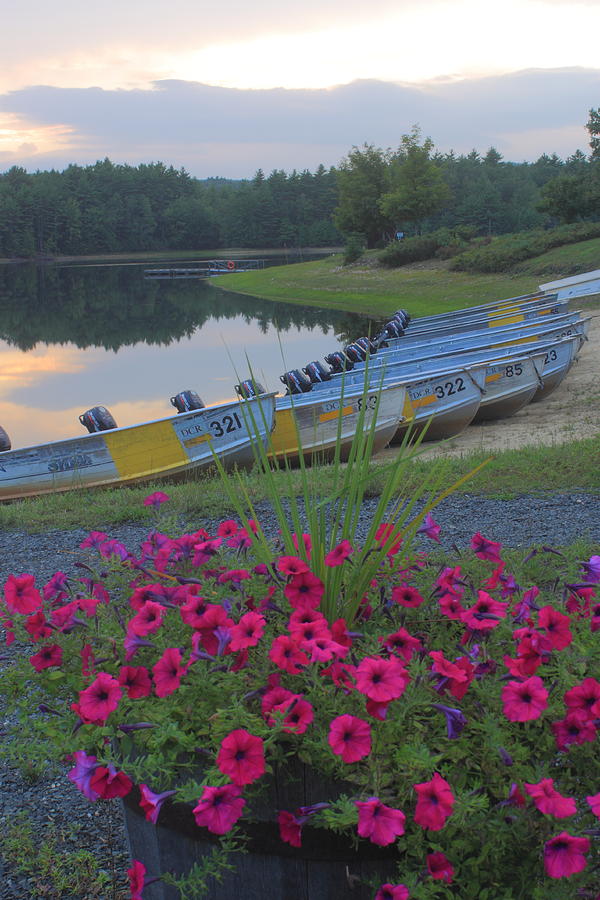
[1,0,599,176]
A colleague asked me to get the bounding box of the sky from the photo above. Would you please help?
[1,0,600,178]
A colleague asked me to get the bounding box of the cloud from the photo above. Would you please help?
[0,67,597,177]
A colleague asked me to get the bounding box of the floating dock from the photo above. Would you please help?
[144,259,265,279]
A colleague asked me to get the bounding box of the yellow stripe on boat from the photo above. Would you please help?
[104,420,188,479]
[319,405,353,423]
[411,394,437,409]
[485,373,502,383]
[489,314,524,328]
[492,334,537,348]
[269,408,300,456]
[183,433,212,447]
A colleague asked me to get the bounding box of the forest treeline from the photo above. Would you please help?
[0,111,598,258]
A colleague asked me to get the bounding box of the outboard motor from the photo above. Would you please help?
[355,336,378,355]
[79,406,118,434]
[280,369,312,395]
[344,342,368,363]
[303,360,332,384]
[170,390,205,414]
[394,308,411,325]
[325,351,355,373]
[382,320,404,339]
[0,425,11,452]
[235,379,266,398]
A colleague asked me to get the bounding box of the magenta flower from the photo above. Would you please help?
[355,656,410,703]
[269,635,309,674]
[543,832,590,879]
[78,672,122,724]
[470,532,503,563]
[417,512,441,542]
[143,491,170,508]
[461,591,508,631]
[551,710,597,751]
[80,530,109,549]
[355,798,406,846]
[391,584,425,608]
[324,540,354,567]
[328,714,371,763]
[139,783,177,823]
[128,600,166,636]
[586,792,600,817]
[278,810,303,847]
[564,677,600,720]
[118,665,152,699]
[127,859,147,900]
[284,571,325,609]
[152,647,185,697]
[89,765,133,799]
[30,644,63,672]
[374,883,410,900]
[502,675,548,722]
[217,728,265,786]
[524,779,577,818]
[193,784,245,835]
[67,750,100,801]
[427,851,454,883]
[271,696,314,734]
[380,628,422,662]
[413,773,455,831]
[537,606,573,650]
[3,574,42,615]
[277,555,310,576]
[229,611,266,651]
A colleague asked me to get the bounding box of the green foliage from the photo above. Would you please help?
[587,107,600,160]
[334,144,394,247]
[342,232,366,264]
[0,812,113,899]
[378,232,445,267]
[449,221,600,272]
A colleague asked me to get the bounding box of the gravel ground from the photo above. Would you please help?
[0,493,598,899]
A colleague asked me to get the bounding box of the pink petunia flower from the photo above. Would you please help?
[30,644,63,672]
[152,647,185,697]
[355,798,406,846]
[277,555,310,576]
[324,540,354,567]
[139,784,177,823]
[586,792,600,818]
[229,611,266,651]
[380,627,422,663]
[543,832,590,879]
[502,675,548,722]
[524,779,577,818]
[552,710,597,751]
[461,591,509,632]
[374,883,410,900]
[67,750,100,801]
[193,784,245,835]
[269,635,309,674]
[278,810,303,847]
[537,606,573,650]
[328,714,371,763]
[413,773,455,831]
[417,512,441,542]
[427,851,454,883]
[392,584,425,608]
[271,696,315,734]
[374,523,403,557]
[284,571,325,609]
[217,728,265,786]
[564,677,600,721]
[470,532,503,563]
[118,665,152,699]
[355,656,410,703]
[79,672,122,724]
[3,574,42,615]
[143,491,170,507]
[127,859,147,900]
[128,600,166,636]
[89,765,133,799]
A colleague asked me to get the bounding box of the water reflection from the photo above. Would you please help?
[0,262,373,448]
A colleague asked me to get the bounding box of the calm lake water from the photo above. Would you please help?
[0,260,374,449]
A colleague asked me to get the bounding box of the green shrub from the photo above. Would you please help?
[449,222,600,273]
[342,233,366,265]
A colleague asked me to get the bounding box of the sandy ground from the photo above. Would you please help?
[376,305,600,461]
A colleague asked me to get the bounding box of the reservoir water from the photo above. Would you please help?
[0,260,374,449]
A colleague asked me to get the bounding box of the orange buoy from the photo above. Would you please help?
[227,260,235,270]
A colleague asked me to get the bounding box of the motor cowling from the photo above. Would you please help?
[280,369,312,395]
[79,406,118,433]
[382,320,404,339]
[355,336,378,355]
[325,351,354,373]
[0,425,11,452]
[394,308,411,325]
[235,379,266,398]
[344,342,367,363]
[170,390,205,414]
[303,360,332,383]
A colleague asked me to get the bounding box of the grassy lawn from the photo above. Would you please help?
[212,238,600,318]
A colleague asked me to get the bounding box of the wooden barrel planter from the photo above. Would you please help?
[122,758,400,899]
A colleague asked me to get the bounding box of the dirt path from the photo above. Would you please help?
[376,304,600,461]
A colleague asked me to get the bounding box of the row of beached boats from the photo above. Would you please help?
[0,269,597,501]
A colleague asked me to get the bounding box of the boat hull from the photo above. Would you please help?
[269,382,406,464]
[0,395,277,501]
